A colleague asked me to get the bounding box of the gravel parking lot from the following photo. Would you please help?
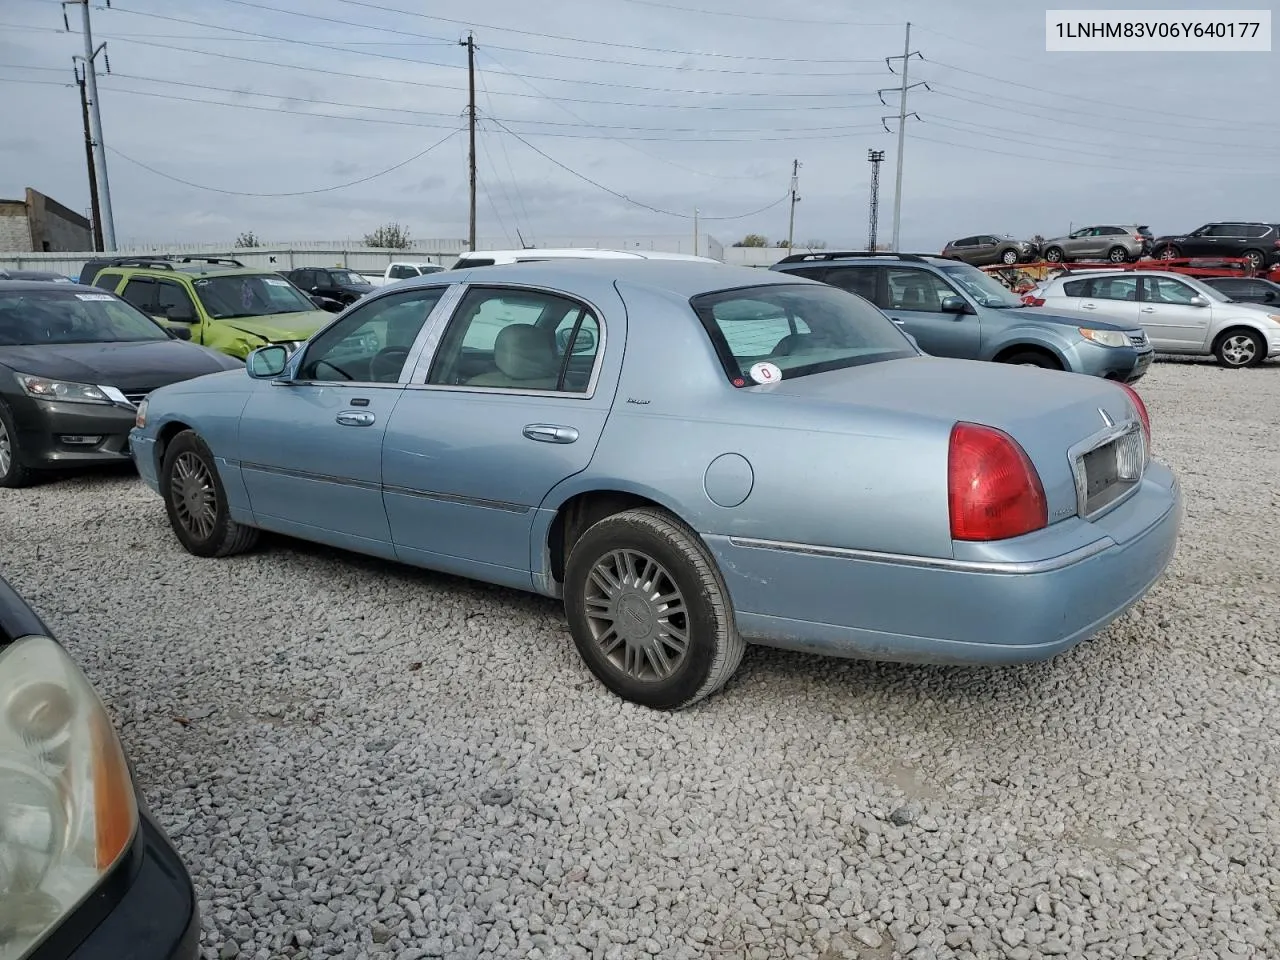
[2,359,1277,960]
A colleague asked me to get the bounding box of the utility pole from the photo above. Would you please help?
[786,159,801,253]
[866,149,885,252]
[65,0,116,250]
[459,31,477,250]
[692,207,699,256]
[74,63,104,252]
[879,22,925,252]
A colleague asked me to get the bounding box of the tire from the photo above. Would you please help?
[0,401,39,489]
[1107,246,1129,263]
[1043,247,1065,263]
[1241,249,1266,271]
[563,507,745,710]
[1000,248,1019,265]
[160,429,260,557]
[1001,350,1062,369]
[1156,245,1179,260]
[1212,328,1265,368]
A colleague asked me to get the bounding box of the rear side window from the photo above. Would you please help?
[92,271,121,291]
[1061,278,1093,298]
[691,282,916,384]
[823,266,878,302]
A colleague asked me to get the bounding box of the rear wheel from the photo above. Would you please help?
[1043,247,1065,263]
[161,429,260,557]
[0,403,38,489]
[563,507,744,710]
[1107,245,1129,263]
[1001,350,1062,369]
[1213,328,1265,368]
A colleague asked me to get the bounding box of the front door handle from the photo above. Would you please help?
[523,423,579,444]
[889,317,906,325]
[1080,303,1096,309]
[336,410,376,426]
[1140,307,1155,313]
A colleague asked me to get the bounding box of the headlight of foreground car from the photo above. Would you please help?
[15,374,111,404]
[134,397,148,429]
[0,636,139,959]
[1078,328,1129,348]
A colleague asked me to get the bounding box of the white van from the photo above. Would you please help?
[450,248,719,270]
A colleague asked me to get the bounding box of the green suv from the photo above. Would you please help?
[86,257,332,360]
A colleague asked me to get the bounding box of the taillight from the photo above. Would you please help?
[1116,381,1151,447]
[1023,295,1046,306]
[948,422,1048,541]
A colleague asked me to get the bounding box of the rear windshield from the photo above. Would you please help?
[0,289,170,345]
[690,283,917,383]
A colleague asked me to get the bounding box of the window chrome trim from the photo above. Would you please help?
[403,280,609,400]
[725,536,1113,574]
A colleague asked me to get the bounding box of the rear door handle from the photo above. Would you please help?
[1140,307,1155,313]
[1081,303,1096,309]
[336,410,376,426]
[889,317,906,325]
[523,423,579,444]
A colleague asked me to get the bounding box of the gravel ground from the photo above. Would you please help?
[2,358,1278,960]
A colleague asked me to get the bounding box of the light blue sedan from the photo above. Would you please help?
[129,260,1182,710]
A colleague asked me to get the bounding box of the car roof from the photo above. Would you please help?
[773,252,955,269]
[410,257,819,298]
[107,264,279,279]
[457,248,717,262]
[0,279,109,293]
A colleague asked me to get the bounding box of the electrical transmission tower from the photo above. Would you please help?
[866,150,885,252]
[878,22,927,252]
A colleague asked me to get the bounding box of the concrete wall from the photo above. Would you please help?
[0,200,32,252]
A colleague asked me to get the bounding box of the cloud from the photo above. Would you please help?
[1,0,1274,251]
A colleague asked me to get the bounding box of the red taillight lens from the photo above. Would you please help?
[948,422,1048,541]
[1023,295,1046,306]
[1116,381,1151,446]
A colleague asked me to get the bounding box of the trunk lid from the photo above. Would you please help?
[758,355,1145,525]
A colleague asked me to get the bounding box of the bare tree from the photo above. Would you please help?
[363,222,412,249]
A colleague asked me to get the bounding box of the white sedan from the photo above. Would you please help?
[1030,269,1280,368]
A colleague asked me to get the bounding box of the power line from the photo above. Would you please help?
[100,37,883,111]
[487,117,791,221]
[105,128,462,196]
[331,0,882,63]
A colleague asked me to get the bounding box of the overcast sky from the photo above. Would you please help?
[1,0,1276,251]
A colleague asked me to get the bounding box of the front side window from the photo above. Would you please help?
[155,279,199,320]
[935,262,1026,308]
[1142,276,1203,304]
[191,274,317,319]
[691,282,916,384]
[0,290,171,345]
[884,268,959,312]
[297,287,446,383]
[119,277,156,312]
[426,287,601,393]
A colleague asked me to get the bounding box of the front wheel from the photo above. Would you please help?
[0,402,38,489]
[563,507,744,710]
[1156,245,1180,260]
[1213,328,1265,368]
[1001,248,1020,265]
[161,429,260,557]
[1001,350,1062,369]
[1241,249,1266,271]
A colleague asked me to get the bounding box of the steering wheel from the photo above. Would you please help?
[369,346,411,382]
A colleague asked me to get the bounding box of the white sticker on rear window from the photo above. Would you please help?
[748,361,782,385]
[74,293,115,301]
[265,278,290,286]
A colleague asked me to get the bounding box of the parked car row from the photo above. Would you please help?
[943,221,1280,271]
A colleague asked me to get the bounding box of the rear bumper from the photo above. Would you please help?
[6,394,137,468]
[706,462,1181,665]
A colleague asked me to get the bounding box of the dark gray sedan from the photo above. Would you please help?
[0,280,242,487]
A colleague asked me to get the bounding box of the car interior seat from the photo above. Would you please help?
[466,323,561,390]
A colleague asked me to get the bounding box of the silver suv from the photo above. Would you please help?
[1040,226,1148,264]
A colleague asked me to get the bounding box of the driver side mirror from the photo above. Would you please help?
[167,325,192,340]
[1189,295,1210,307]
[247,344,289,378]
[164,304,196,323]
[939,295,971,315]
[556,326,597,354]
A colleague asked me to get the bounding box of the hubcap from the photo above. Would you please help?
[171,452,217,539]
[0,419,10,477]
[583,548,689,682]
[1222,335,1257,366]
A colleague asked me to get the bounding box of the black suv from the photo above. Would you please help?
[1149,222,1280,270]
[284,266,374,305]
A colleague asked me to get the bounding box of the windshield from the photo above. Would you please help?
[331,270,371,287]
[192,274,317,319]
[691,283,918,383]
[935,262,1026,308]
[0,290,171,345]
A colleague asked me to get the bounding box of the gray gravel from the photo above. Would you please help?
[2,357,1278,960]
